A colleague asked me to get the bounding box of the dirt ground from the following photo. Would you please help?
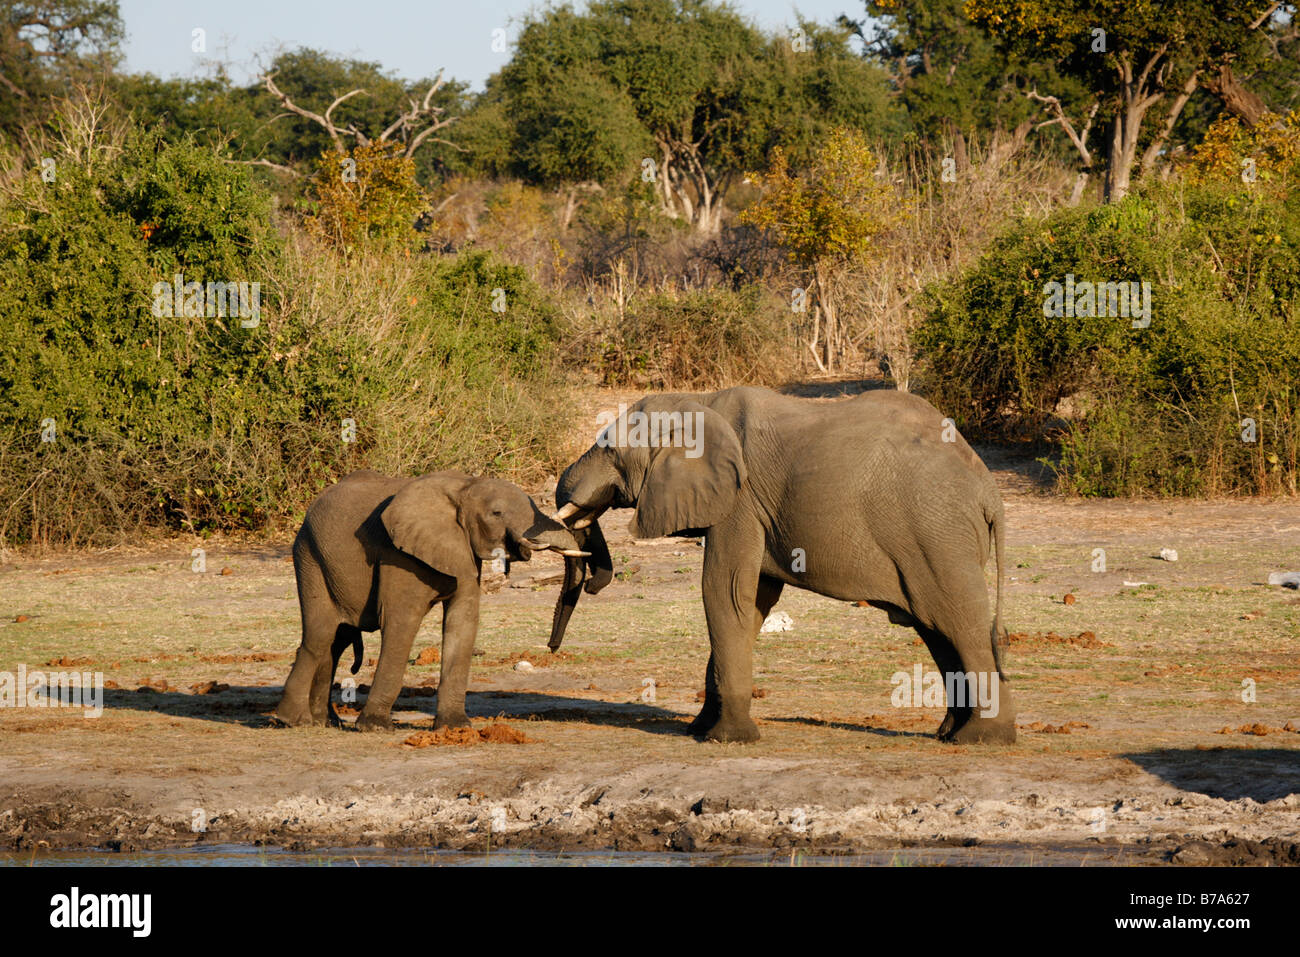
[2,389,1299,863]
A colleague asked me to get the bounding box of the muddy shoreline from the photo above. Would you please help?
[6,765,1299,865]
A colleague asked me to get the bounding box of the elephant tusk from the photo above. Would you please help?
[571,515,594,529]
[523,539,591,557]
[552,502,584,522]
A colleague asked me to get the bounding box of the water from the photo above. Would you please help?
[1,842,1141,867]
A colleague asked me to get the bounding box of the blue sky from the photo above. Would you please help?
[118,0,869,90]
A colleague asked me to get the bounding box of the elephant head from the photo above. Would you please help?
[548,396,745,646]
[381,474,589,647]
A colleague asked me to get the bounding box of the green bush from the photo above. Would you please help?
[915,180,1299,496]
[578,284,792,390]
[0,122,571,546]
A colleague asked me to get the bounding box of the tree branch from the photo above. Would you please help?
[261,72,360,154]
[1027,89,1095,166]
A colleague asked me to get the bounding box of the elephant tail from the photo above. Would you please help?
[986,496,1008,682]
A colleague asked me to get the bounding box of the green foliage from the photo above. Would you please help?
[0,1,123,138]
[741,126,899,266]
[110,48,469,189]
[917,180,1300,495]
[965,0,1283,198]
[849,0,1080,148]
[305,141,429,251]
[1187,110,1300,192]
[424,249,563,377]
[510,66,650,189]
[582,284,791,389]
[483,0,901,228]
[741,125,904,371]
[0,115,569,545]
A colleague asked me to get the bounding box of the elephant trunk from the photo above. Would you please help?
[548,518,612,651]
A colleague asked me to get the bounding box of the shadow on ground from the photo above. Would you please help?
[766,715,931,739]
[98,685,689,735]
[1124,747,1300,802]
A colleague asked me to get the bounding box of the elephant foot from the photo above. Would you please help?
[702,715,760,744]
[935,709,958,740]
[355,710,394,733]
[271,700,317,728]
[943,714,1016,745]
[433,712,472,731]
[686,704,721,737]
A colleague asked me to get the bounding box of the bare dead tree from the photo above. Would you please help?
[260,69,458,159]
[1027,90,1099,205]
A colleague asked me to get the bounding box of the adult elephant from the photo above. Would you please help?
[549,386,1015,744]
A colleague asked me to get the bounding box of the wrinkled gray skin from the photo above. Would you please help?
[553,386,1015,745]
[274,470,583,733]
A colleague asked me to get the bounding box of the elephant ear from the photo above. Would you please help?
[629,401,746,539]
[380,473,477,581]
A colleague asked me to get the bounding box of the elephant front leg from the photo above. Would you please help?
[356,609,424,733]
[687,651,722,736]
[433,589,479,730]
[690,574,783,738]
[695,540,774,743]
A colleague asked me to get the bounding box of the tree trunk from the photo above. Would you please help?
[1068,171,1090,206]
[561,185,578,230]
[814,262,838,373]
[1202,63,1270,126]
[1105,111,1137,202]
[1140,71,1200,177]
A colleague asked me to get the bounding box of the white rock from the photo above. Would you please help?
[1122,581,1149,587]
[760,610,794,633]
[514,660,534,673]
[1158,548,1178,562]
[1267,571,1300,589]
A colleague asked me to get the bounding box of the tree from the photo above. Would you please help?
[491,1,901,234]
[741,127,901,373]
[0,0,121,137]
[258,52,456,170]
[843,0,1082,163]
[966,0,1289,201]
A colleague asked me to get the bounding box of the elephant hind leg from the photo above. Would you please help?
[313,624,361,727]
[930,618,1016,745]
[914,625,967,740]
[276,599,347,728]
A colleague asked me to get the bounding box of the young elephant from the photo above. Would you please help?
[273,470,588,732]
